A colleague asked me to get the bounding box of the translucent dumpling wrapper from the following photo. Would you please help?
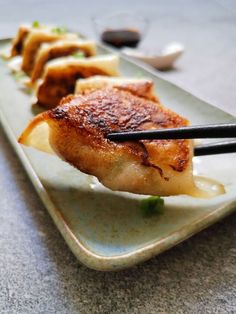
[18,86,224,198]
[75,75,158,102]
[21,28,79,75]
[34,55,120,109]
[30,39,97,83]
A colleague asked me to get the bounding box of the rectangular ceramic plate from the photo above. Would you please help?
[0,39,236,271]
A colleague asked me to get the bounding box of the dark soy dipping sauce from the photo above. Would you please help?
[101,29,141,48]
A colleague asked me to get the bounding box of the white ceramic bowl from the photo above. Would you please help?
[122,42,184,69]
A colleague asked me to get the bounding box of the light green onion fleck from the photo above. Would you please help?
[51,26,67,35]
[72,51,85,58]
[32,21,40,28]
[140,196,164,218]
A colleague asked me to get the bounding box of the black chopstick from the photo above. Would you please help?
[107,123,236,141]
[194,141,236,156]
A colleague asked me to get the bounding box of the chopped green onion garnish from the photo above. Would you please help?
[140,196,164,217]
[32,21,40,28]
[72,51,85,58]
[13,71,27,81]
[52,26,67,35]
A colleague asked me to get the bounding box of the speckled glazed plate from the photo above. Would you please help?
[0,39,236,271]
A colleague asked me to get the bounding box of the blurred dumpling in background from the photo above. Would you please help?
[75,75,158,101]
[35,54,120,108]
[11,24,32,57]
[31,39,97,83]
[21,27,79,75]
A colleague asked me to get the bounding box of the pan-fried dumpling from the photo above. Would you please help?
[21,28,78,75]
[34,55,119,109]
[75,75,158,101]
[11,23,55,57]
[30,39,96,83]
[11,24,31,57]
[19,87,202,197]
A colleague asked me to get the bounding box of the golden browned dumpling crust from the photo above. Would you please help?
[49,87,190,175]
[74,76,159,103]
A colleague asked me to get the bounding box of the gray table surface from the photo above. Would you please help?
[0,1,236,313]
